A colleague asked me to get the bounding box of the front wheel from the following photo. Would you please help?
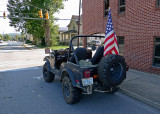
[43,63,55,82]
[62,76,81,104]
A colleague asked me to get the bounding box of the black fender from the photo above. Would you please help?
[44,57,51,71]
[61,68,76,87]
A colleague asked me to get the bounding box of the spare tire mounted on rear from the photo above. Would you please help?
[98,54,126,88]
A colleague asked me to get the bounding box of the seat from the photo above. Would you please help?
[70,48,87,64]
[91,46,104,65]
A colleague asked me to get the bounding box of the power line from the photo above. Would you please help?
[0,16,75,21]
[0,11,35,14]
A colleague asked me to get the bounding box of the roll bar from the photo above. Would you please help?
[68,35,105,65]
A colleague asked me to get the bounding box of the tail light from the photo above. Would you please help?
[84,71,91,78]
[93,75,99,79]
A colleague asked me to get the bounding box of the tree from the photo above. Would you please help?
[50,25,59,46]
[3,34,11,41]
[25,18,45,45]
[0,34,3,40]
[15,34,19,41]
[7,0,64,46]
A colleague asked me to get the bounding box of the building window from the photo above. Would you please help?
[154,37,160,67]
[104,0,109,17]
[119,0,126,13]
[157,0,160,6]
[117,36,125,56]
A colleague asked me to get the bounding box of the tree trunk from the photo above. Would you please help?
[44,20,51,47]
[36,37,39,46]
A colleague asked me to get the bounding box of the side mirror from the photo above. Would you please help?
[45,48,50,54]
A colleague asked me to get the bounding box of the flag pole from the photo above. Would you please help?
[108,7,110,10]
[104,6,119,56]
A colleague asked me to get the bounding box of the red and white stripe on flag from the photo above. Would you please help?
[104,9,119,56]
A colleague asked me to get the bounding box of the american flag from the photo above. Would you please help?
[104,9,119,56]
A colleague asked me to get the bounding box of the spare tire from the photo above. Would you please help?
[98,54,126,87]
[70,48,87,64]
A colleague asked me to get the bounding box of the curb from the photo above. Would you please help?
[23,45,32,50]
[119,88,160,110]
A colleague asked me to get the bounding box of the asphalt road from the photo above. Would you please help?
[0,41,24,50]
[0,41,45,71]
[0,41,159,114]
[0,67,160,114]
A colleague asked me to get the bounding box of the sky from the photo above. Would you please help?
[54,0,81,27]
[0,0,80,34]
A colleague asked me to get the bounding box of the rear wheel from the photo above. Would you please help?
[62,76,81,104]
[43,63,55,82]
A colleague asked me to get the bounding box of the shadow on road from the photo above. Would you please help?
[0,66,41,72]
[0,66,159,114]
[0,45,28,50]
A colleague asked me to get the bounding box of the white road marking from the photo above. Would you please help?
[33,76,43,80]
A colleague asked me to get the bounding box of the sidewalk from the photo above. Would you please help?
[23,44,39,50]
[120,69,160,110]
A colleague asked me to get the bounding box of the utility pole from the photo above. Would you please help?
[3,29,4,40]
[77,0,81,47]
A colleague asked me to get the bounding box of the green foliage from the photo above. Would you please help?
[37,45,68,50]
[3,34,11,41]
[0,34,3,40]
[26,40,33,44]
[41,38,46,46]
[50,25,59,46]
[7,0,64,46]
[15,35,19,38]
[14,34,19,40]
[50,45,68,50]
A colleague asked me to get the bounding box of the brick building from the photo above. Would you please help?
[82,0,160,74]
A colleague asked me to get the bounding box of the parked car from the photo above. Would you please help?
[0,40,3,43]
[43,35,127,104]
[87,40,101,46]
